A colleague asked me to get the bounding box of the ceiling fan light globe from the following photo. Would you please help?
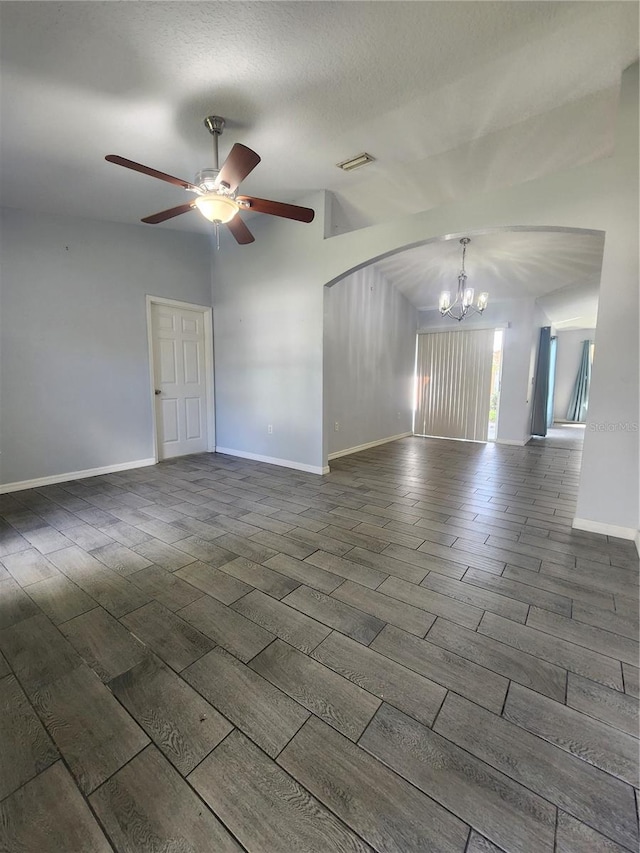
[194,193,239,224]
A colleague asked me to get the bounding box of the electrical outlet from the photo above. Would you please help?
[267,424,273,434]
[397,411,401,419]
[334,421,339,431]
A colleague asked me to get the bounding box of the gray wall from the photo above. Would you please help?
[0,208,212,485]
[553,329,596,422]
[324,266,417,457]
[211,194,328,473]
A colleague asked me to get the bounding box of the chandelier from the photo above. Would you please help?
[439,237,489,321]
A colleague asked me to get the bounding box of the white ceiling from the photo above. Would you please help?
[370,229,604,329]
[0,1,636,325]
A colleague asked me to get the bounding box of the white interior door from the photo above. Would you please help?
[151,303,210,459]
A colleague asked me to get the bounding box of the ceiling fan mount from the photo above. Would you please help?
[203,115,226,137]
[105,114,314,245]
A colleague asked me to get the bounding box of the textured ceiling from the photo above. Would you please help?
[370,229,604,329]
[0,1,636,325]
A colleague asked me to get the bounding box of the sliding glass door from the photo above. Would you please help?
[414,328,495,442]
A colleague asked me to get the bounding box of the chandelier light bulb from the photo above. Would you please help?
[439,291,451,312]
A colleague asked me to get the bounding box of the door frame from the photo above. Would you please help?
[145,295,216,462]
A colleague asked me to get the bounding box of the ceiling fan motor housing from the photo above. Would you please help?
[195,168,228,192]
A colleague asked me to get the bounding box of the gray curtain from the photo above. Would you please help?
[546,336,558,429]
[567,340,591,422]
[531,326,551,437]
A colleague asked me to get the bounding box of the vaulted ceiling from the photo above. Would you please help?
[1,1,637,324]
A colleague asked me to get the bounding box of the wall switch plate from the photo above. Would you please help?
[334,421,339,431]
[267,424,273,434]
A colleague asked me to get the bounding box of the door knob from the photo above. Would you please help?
[155,389,162,396]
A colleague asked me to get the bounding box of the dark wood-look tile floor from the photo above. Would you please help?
[0,429,638,852]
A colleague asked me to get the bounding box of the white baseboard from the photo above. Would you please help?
[328,432,412,461]
[0,458,157,494]
[495,439,529,446]
[215,447,328,476]
[573,516,640,553]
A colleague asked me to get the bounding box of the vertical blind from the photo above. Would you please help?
[414,328,495,441]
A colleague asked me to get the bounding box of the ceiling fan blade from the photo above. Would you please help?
[106,155,199,191]
[226,215,255,245]
[237,195,315,223]
[141,201,197,224]
[217,143,261,192]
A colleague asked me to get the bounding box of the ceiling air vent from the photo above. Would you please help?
[336,152,375,172]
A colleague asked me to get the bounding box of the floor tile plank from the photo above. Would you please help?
[232,589,331,653]
[478,612,623,690]
[220,555,300,599]
[572,599,638,640]
[263,552,343,593]
[32,664,149,794]
[0,548,59,586]
[504,682,638,785]
[251,638,380,740]
[371,624,508,713]
[344,546,429,583]
[175,559,252,603]
[0,674,59,800]
[567,672,639,738]
[120,600,214,671]
[304,549,388,589]
[556,810,629,853]
[526,606,639,665]
[378,576,483,629]
[332,579,435,637]
[434,691,637,850]
[188,730,372,852]
[420,572,529,623]
[0,577,39,629]
[622,662,639,697]
[0,612,82,692]
[90,745,242,852]
[502,564,616,609]
[24,574,96,624]
[109,655,232,774]
[466,831,504,853]
[89,542,153,576]
[60,606,148,681]
[379,543,467,579]
[427,618,566,702]
[0,762,112,853]
[360,703,556,853]
[462,567,572,616]
[278,716,469,853]
[312,630,446,726]
[179,593,274,662]
[127,563,203,610]
[283,585,385,644]
[183,646,309,757]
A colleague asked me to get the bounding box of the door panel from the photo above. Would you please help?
[414,328,494,442]
[151,303,210,459]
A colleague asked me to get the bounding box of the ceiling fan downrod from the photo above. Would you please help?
[203,115,225,172]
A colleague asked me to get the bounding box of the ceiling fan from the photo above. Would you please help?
[105,115,315,245]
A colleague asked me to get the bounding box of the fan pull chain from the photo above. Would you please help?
[215,222,220,250]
